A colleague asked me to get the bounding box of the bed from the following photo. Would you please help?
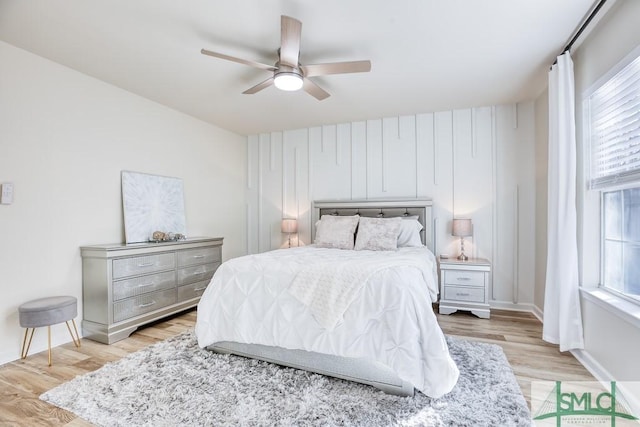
[195,199,459,398]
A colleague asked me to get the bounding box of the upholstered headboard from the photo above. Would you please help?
[311,199,434,252]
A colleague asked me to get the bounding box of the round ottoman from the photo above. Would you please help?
[19,296,81,366]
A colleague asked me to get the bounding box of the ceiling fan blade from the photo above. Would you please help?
[280,15,302,67]
[243,77,275,94]
[201,48,276,71]
[303,78,330,101]
[301,60,371,77]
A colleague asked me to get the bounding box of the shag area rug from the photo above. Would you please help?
[41,331,531,426]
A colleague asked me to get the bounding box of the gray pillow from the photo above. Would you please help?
[315,215,360,250]
[354,217,402,251]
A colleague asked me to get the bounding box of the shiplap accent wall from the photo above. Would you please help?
[247,102,536,308]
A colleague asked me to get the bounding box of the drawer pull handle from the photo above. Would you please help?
[456,277,471,281]
[137,282,154,288]
[193,255,206,259]
[138,300,156,308]
[137,262,154,267]
[456,292,470,297]
[194,286,207,292]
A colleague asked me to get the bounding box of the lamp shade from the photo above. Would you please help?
[281,218,298,233]
[452,218,473,237]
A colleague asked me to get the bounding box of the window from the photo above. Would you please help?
[588,53,640,189]
[602,188,640,300]
[587,46,640,301]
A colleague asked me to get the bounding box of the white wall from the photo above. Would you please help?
[0,41,247,365]
[247,104,537,311]
[572,0,640,381]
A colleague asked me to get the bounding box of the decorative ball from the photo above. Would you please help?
[152,231,165,241]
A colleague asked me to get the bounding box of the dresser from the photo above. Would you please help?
[81,237,223,344]
[437,257,491,319]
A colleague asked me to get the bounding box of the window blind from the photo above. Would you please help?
[589,54,640,189]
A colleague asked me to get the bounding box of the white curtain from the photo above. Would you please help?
[543,52,584,352]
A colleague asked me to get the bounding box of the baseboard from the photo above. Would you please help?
[570,348,612,381]
[616,382,640,417]
[0,349,18,367]
[531,305,544,322]
[0,331,80,367]
[489,300,535,312]
[571,348,640,416]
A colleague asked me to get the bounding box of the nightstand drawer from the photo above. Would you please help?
[443,270,485,287]
[444,285,485,303]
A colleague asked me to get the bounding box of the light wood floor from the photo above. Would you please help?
[0,308,594,426]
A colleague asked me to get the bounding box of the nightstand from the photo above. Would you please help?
[438,257,491,319]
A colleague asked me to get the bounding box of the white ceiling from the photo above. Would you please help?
[0,0,596,136]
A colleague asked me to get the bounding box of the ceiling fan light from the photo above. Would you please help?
[274,73,303,91]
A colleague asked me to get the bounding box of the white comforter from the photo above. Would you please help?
[195,246,459,398]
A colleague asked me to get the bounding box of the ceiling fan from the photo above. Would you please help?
[201,15,371,101]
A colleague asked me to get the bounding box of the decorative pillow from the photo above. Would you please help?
[314,215,360,250]
[398,217,424,247]
[354,217,402,251]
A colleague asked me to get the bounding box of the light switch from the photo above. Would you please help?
[1,182,14,205]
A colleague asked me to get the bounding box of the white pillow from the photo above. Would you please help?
[314,215,359,250]
[354,217,402,251]
[398,217,424,247]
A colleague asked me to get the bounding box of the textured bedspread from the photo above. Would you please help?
[289,251,435,330]
[195,246,459,398]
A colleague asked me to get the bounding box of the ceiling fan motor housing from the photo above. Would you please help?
[273,63,304,91]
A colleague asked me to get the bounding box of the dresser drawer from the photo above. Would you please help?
[177,262,220,286]
[112,252,175,279]
[178,246,221,267]
[443,270,485,287]
[178,280,209,302]
[444,285,485,303]
[113,288,177,323]
[112,271,176,301]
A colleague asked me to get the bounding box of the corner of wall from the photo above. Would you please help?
[534,89,549,312]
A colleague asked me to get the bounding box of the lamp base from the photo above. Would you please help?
[457,236,469,261]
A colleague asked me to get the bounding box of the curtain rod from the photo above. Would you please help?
[552,0,608,66]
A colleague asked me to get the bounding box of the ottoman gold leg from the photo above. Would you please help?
[20,328,35,359]
[48,325,51,367]
[65,319,81,348]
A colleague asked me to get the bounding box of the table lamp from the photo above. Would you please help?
[452,218,473,261]
[281,218,298,248]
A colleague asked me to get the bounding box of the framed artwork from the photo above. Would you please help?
[121,171,186,243]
